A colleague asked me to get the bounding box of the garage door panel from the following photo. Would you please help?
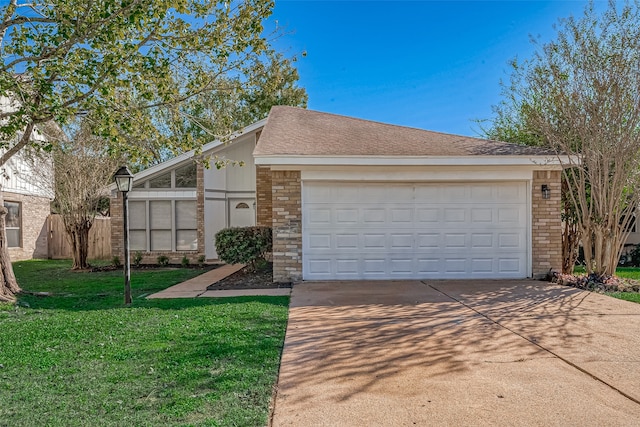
[308,234,331,249]
[417,208,439,222]
[303,182,528,280]
[307,208,331,224]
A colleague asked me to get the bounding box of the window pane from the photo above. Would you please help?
[133,181,145,189]
[150,230,172,251]
[149,172,171,188]
[4,202,20,228]
[176,230,197,251]
[175,201,196,229]
[130,230,147,251]
[6,229,19,248]
[129,201,146,229]
[175,163,197,188]
[150,201,171,229]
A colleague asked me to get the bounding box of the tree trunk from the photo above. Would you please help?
[562,219,580,274]
[561,178,580,274]
[0,205,20,303]
[67,220,92,270]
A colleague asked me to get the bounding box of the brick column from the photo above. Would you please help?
[531,170,562,278]
[256,166,273,226]
[272,170,302,282]
[110,191,123,260]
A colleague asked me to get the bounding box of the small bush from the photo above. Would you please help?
[111,256,121,268]
[215,226,272,270]
[181,255,190,268]
[156,255,170,267]
[630,245,640,267]
[133,251,143,267]
[197,254,206,267]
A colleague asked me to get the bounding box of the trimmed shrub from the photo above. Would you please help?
[181,255,190,268]
[215,226,272,270]
[197,254,206,267]
[133,251,143,267]
[156,255,170,267]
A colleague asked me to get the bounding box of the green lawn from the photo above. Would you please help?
[0,260,289,427]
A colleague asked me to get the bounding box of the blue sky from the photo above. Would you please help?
[267,1,599,137]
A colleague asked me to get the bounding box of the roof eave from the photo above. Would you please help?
[254,154,570,168]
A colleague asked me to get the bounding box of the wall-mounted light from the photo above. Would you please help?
[541,184,551,199]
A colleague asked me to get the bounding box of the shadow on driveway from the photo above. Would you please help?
[272,280,640,426]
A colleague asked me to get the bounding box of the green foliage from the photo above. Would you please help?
[133,251,143,267]
[482,1,640,276]
[629,246,640,268]
[0,0,306,167]
[181,255,190,268]
[5,259,288,425]
[111,256,121,268]
[215,226,272,269]
[197,254,206,267]
[156,255,170,267]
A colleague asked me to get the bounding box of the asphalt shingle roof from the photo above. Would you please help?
[254,106,553,157]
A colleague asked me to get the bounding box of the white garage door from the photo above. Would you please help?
[302,182,529,280]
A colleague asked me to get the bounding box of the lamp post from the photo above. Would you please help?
[114,166,134,305]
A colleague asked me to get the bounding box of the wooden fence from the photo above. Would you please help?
[48,214,112,260]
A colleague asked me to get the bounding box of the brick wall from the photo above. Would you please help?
[4,191,49,261]
[531,170,563,278]
[110,190,124,260]
[256,166,272,226]
[272,170,302,282]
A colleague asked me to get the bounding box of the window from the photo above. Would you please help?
[150,201,172,250]
[135,163,197,190]
[175,163,197,188]
[175,201,197,250]
[235,202,249,209]
[4,201,20,248]
[129,201,147,251]
[129,200,197,251]
[149,172,171,188]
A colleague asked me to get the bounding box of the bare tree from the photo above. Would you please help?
[491,1,640,275]
[53,124,122,270]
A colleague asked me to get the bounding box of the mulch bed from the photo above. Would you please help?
[207,263,291,290]
[552,272,640,293]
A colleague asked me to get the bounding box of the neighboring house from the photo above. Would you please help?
[0,97,55,261]
[1,151,53,261]
[112,106,564,281]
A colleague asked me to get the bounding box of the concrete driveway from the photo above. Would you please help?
[271,280,640,426]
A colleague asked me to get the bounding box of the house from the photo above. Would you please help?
[0,96,55,261]
[110,119,266,264]
[254,106,563,282]
[111,106,564,280]
[0,150,53,261]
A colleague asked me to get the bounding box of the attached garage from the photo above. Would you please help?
[302,181,529,280]
[254,106,564,283]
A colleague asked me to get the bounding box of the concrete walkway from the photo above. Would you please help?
[147,264,290,298]
[272,280,640,426]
